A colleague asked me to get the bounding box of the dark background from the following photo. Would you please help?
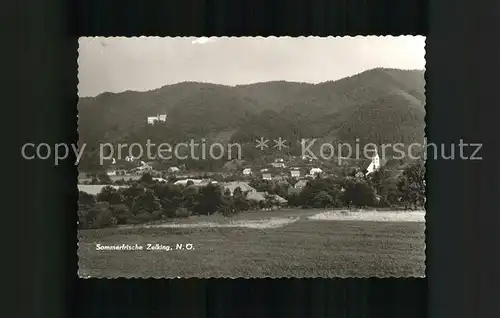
[5,0,500,317]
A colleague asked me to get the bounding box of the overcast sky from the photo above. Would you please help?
[78,36,425,97]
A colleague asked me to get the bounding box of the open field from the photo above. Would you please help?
[78,175,143,183]
[78,184,128,195]
[78,209,426,278]
[308,210,425,222]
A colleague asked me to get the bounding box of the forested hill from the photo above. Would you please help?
[78,68,425,149]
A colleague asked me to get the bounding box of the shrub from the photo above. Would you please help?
[91,209,118,228]
[97,173,112,184]
[246,199,260,211]
[96,186,124,205]
[78,207,91,229]
[78,202,108,229]
[124,216,140,224]
[139,173,154,184]
[342,179,377,207]
[174,207,191,218]
[114,178,126,185]
[311,191,334,208]
[221,206,237,217]
[151,210,164,219]
[196,184,224,215]
[131,190,162,214]
[108,204,133,224]
[78,191,96,207]
[119,183,146,208]
[233,196,250,212]
[136,212,155,222]
[161,205,177,218]
[397,160,425,209]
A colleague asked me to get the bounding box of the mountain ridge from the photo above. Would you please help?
[79,67,424,99]
[78,68,426,160]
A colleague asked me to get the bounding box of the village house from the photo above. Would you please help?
[273,175,286,182]
[262,173,272,180]
[309,167,323,176]
[270,158,286,168]
[130,163,153,174]
[125,155,137,162]
[246,191,288,206]
[242,168,252,176]
[287,186,302,196]
[290,170,300,178]
[270,162,285,168]
[107,168,128,176]
[355,171,365,178]
[222,181,256,195]
[294,179,309,189]
[301,155,314,162]
[167,166,180,173]
[220,185,289,208]
[152,177,167,183]
[173,179,204,186]
[185,180,218,191]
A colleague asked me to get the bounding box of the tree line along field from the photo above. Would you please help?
[77,160,426,231]
[78,210,425,278]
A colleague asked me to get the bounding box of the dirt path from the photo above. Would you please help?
[308,210,425,222]
[134,217,301,229]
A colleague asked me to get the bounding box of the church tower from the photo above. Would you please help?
[365,147,381,175]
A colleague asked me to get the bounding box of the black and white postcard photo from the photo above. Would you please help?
[75,36,426,278]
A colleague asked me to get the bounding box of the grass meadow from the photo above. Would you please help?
[78,209,425,278]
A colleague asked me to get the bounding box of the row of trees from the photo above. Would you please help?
[78,160,425,229]
[78,176,282,229]
[288,160,425,209]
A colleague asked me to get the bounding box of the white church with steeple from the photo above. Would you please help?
[365,148,381,176]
